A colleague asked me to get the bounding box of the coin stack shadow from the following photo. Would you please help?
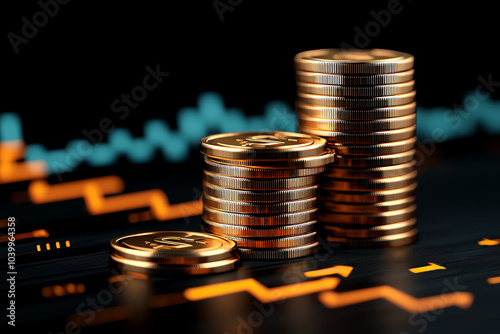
[200,132,335,259]
[295,49,418,247]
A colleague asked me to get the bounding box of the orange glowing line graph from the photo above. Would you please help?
[304,265,353,278]
[0,141,47,184]
[318,286,474,312]
[26,176,203,221]
[478,238,500,246]
[0,229,49,243]
[487,276,500,284]
[409,262,446,274]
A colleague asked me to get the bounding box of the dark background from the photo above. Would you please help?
[2,0,499,181]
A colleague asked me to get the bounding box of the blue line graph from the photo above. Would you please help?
[1,91,499,175]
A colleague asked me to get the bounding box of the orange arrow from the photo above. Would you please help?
[409,262,446,273]
[487,276,500,284]
[478,238,500,246]
[318,286,474,312]
[304,265,353,278]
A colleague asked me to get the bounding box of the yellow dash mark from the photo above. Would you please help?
[409,262,446,274]
[487,276,500,284]
[304,265,353,278]
[478,238,500,246]
[65,240,71,247]
[55,242,60,249]
[36,244,41,251]
[46,243,51,250]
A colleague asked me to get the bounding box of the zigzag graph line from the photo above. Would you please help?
[2,91,499,175]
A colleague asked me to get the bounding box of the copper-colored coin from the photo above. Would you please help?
[296,101,416,120]
[319,205,416,225]
[295,69,414,85]
[203,194,317,214]
[296,81,415,97]
[110,253,240,275]
[301,125,415,144]
[203,156,325,178]
[203,170,319,190]
[207,232,317,248]
[294,49,414,74]
[237,242,319,259]
[110,231,236,265]
[209,148,336,169]
[203,182,318,203]
[200,131,327,160]
[297,91,416,108]
[321,196,415,213]
[321,171,417,191]
[202,217,317,238]
[326,229,418,247]
[318,182,417,203]
[323,218,417,238]
[298,114,416,132]
[329,137,416,156]
[323,160,416,179]
[335,149,415,167]
[203,207,318,226]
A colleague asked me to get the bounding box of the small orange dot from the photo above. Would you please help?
[53,285,64,296]
[66,283,76,293]
[41,287,51,297]
[76,284,85,293]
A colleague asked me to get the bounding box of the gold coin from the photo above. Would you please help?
[237,242,319,259]
[296,81,415,97]
[110,231,236,265]
[203,170,319,190]
[203,156,326,178]
[321,196,415,213]
[323,160,416,179]
[319,205,416,225]
[335,149,415,167]
[326,229,418,247]
[110,253,240,275]
[205,231,317,248]
[323,218,417,238]
[203,182,318,203]
[296,101,416,120]
[203,194,317,214]
[295,69,414,85]
[297,91,416,108]
[209,149,336,168]
[202,217,317,238]
[298,113,416,132]
[294,49,414,74]
[321,171,417,191]
[200,131,327,160]
[318,182,417,203]
[203,207,318,226]
[329,137,416,156]
[301,125,415,144]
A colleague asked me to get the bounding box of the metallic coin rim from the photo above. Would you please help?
[318,182,418,203]
[200,131,327,160]
[296,101,417,120]
[321,196,416,213]
[334,149,416,167]
[110,231,236,263]
[321,170,418,191]
[324,218,417,237]
[294,49,414,74]
[207,231,317,248]
[301,125,416,144]
[297,91,416,108]
[237,241,319,259]
[297,80,415,97]
[329,136,416,156]
[203,182,318,203]
[203,156,326,178]
[203,207,318,226]
[295,69,414,85]
[203,194,317,214]
[319,205,417,225]
[298,113,416,132]
[323,160,416,179]
[326,229,418,247]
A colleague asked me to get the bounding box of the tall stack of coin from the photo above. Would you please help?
[109,231,240,275]
[295,49,418,247]
[200,131,335,259]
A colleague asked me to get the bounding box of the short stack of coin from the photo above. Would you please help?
[109,231,240,275]
[294,49,418,247]
[200,131,335,259]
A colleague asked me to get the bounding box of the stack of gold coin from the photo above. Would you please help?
[109,231,239,275]
[200,131,335,259]
[295,49,418,247]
